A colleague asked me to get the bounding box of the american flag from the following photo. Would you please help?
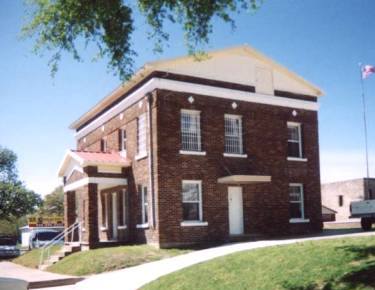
[362,65,375,79]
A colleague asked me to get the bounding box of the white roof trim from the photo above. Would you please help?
[74,77,319,140]
[64,177,128,192]
[217,175,272,184]
[57,150,127,177]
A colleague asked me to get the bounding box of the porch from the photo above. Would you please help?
[58,150,132,249]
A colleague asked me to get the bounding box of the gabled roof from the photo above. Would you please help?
[58,150,131,177]
[70,44,323,131]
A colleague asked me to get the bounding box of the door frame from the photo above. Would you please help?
[228,186,244,235]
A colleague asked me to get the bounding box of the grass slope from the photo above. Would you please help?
[47,245,189,276]
[142,236,375,290]
[13,246,61,268]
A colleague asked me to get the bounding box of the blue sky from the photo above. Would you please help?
[1,0,375,196]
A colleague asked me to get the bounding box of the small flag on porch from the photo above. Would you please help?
[362,65,375,79]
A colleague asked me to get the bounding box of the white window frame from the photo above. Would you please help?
[289,183,310,223]
[287,122,304,160]
[120,128,127,154]
[118,189,127,229]
[136,114,147,159]
[181,180,206,226]
[137,185,149,228]
[180,109,205,154]
[224,114,246,157]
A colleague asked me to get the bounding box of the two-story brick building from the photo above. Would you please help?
[58,45,324,249]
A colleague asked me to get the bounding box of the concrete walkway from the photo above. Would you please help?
[0,262,82,289]
[73,230,375,290]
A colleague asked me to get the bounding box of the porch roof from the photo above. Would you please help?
[58,150,131,177]
[217,175,271,184]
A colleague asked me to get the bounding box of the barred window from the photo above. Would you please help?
[181,110,201,151]
[288,122,303,158]
[225,115,243,154]
[289,184,305,219]
[137,114,147,155]
[182,181,202,221]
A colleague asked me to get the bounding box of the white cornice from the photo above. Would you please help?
[74,78,319,140]
[63,177,128,192]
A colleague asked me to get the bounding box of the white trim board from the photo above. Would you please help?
[74,78,319,140]
[63,177,128,192]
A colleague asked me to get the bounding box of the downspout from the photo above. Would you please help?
[146,93,156,229]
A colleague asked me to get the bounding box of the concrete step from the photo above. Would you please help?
[229,234,265,242]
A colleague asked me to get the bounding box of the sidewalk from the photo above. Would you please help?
[0,262,83,289]
[74,230,375,290]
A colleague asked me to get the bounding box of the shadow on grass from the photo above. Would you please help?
[282,281,334,290]
[336,244,375,260]
[339,261,375,289]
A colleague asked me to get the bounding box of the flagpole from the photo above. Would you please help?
[359,63,371,198]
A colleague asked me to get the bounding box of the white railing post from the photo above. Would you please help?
[39,221,81,268]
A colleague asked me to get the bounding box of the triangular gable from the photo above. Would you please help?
[70,44,323,130]
[148,45,323,96]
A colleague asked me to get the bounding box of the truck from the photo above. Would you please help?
[350,200,375,231]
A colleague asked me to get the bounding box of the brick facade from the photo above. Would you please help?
[63,84,322,249]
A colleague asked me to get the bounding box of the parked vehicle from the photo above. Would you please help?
[350,199,375,231]
[29,229,63,249]
[0,236,20,258]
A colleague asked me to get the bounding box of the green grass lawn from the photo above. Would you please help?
[142,236,375,290]
[13,244,188,276]
[47,245,189,276]
[12,246,61,269]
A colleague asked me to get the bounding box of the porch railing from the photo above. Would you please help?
[39,221,81,268]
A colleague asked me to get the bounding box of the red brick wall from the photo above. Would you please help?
[155,89,322,247]
[68,86,322,248]
[75,97,159,245]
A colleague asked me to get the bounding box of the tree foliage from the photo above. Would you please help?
[0,146,18,182]
[38,186,64,216]
[0,146,42,220]
[23,0,261,80]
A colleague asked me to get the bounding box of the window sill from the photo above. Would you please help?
[223,153,248,158]
[120,150,127,158]
[136,223,149,229]
[117,225,127,230]
[82,228,86,233]
[289,218,310,224]
[179,150,206,156]
[100,227,108,232]
[135,153,148,161]
[287,157,308,162]
[181,221,208,227]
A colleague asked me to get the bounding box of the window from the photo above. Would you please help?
[287,122,303,158]
[289,184,305,219]
[338,195,344,207]
[139,185,148,224]
[181,110,202,152]
[225,114,243,154]
[137,114,147,156]
[182,181,202,221]
[370,189,373,200]
[100,138,107,152]
[119,129,127,152]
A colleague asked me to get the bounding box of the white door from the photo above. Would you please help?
[228,187,244,235]
[112,193,118,240]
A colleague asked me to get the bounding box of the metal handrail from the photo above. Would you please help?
[39,221,81,268]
